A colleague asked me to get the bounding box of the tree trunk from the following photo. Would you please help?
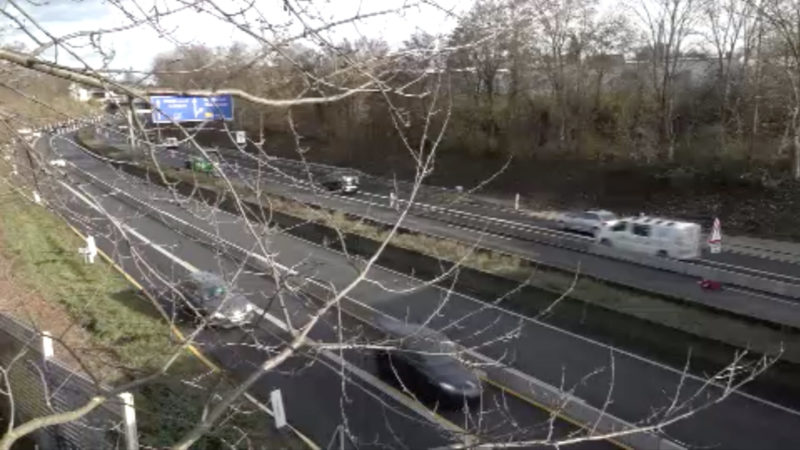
[659,90,675,162]
[794,107,800,180]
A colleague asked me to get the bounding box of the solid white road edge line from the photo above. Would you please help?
[56,178,468,439]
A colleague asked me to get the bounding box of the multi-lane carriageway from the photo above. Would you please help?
[43,134,624,449]
[175,145,800,329]
[45,130,800,449]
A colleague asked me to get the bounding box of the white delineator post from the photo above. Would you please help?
[389,191,396,209]
[709,217,722,254]
[126,106,135,146]
[118,392,139,450]
[270,389,287,429]
[79,236,98,264]
[515,193,520,211]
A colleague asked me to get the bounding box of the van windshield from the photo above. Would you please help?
[611,221,627,232]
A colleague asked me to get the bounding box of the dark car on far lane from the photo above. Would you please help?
[318,171,359,194]
[374,315,481,405]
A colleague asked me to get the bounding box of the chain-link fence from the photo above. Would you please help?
[0,313,130,449]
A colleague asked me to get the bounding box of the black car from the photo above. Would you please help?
[319,172,359,194]
[169,271,256,328]
[374,316,481,405]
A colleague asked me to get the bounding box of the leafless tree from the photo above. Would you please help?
[751,0,800,179]
[702,0,754,150]
[0,1,788,449]
[632,0,699,162]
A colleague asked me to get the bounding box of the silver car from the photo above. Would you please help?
[557,209,617,236]
[170,271,256,328]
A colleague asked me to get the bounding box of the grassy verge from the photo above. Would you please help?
[75,128,135,160]
[0,161,303,448]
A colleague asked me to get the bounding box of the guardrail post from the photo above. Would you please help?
[118,392,138,450]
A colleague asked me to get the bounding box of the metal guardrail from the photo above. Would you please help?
[0,313,129,449]
[226,153,800,298]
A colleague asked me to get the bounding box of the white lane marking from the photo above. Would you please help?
[58,180,199,273]
[724,287,800,307]
[54,135,800,418]
[699,258,800,284]
[271,212,800,418]
[56,174,467,437]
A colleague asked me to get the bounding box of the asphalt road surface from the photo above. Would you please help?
[150,144,800,329]
[43,134,617,449]
[46,132,800,449]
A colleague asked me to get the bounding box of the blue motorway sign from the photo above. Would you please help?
[149,95,234,123]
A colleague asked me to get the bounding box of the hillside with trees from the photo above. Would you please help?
[147,0,800,237]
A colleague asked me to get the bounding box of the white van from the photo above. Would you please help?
[596,216,702,260]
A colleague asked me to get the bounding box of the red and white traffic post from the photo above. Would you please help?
[708,217,722,254]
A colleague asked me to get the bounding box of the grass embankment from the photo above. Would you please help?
[0,161,303,448]
[75,127,134,161]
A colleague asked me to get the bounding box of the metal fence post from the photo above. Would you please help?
[118,392,138,450]
[38,331,61,450]
[41,331,54,360]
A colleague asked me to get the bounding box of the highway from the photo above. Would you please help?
[279,159,800,278]
[100,124,800,296]
[52,130,800,448]
[40,133,620,449]
[139,141,800,330]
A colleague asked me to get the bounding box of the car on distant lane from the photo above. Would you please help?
[557,209,617,236]
[319,171,359,194]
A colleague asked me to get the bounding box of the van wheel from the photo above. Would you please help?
[591,227,599,237]
[657,250,668,258]
[600,238,611,247]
